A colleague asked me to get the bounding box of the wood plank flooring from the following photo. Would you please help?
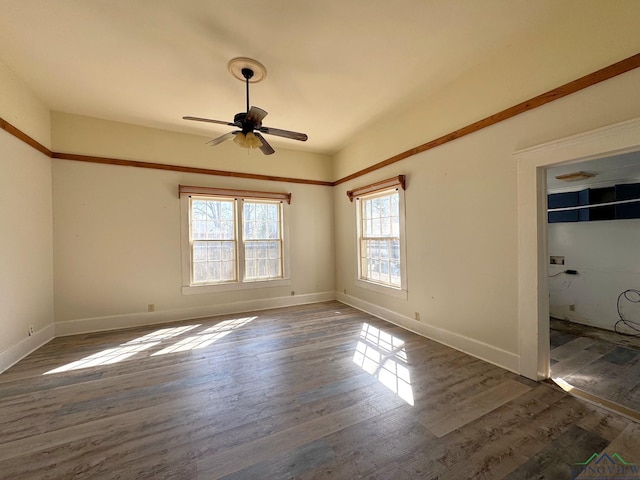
[550,319,640,415]
[1,301,638,479]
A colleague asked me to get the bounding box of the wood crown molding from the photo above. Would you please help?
[2,52,639,187]
[333,52,640,185]
[52,152,332,186]
[0,117,52,156]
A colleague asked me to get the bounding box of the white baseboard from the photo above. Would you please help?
[3,292,518,377]
[55,291,337,337]
[0,323,55,374]
[336,292,520,374]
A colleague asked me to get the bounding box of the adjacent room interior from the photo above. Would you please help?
[546,154,640,413]
[1,1,640,478]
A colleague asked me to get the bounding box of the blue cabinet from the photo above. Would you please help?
[615,183,640,219]
[581,187,615,221]
[547,192,580,223]
[548,183,640,223]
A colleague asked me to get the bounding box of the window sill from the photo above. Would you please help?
[182,278,291,295]
[355,279,407,300]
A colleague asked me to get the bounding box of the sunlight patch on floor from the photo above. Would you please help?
[353,323,414,405]
[151,316,256,356]
[43,340,162,374]
[44,317,256,375]
[552,377,575,392]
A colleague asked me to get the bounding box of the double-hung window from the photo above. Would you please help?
[349,176,407,298]
[180,185,290,293]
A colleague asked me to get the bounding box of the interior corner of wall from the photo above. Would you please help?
[0,59,52,149]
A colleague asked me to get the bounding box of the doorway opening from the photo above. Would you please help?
[515,117,640,398]
[545,154,640,417]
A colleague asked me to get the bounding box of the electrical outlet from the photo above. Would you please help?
[147,304,155,312]
[28,325,34,336]
[414,312,420,321]
[290,290,295,296]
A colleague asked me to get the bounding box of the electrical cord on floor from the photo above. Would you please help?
[548,269,579,278]
[614,289,640,337]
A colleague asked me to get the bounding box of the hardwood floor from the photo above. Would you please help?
[1,301,639,479]
[550,318,640,416]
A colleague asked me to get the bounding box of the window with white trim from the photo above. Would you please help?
[349,176,407,297]
[359,190,401,286]
[180,185,290,293]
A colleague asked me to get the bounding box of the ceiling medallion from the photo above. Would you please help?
[227,57,267,83]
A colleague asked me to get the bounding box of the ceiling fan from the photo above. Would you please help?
[183,59,307,155]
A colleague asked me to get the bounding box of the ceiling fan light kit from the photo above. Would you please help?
[234,131,263,149]
[183,57,307,155]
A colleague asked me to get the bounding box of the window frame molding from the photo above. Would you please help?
[352,176,408,300]
[180,186,291,295]
[346,175,405,202]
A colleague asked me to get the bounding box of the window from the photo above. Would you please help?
[349,176,407,298]
[359,190,401,286]
[180,185,290,293]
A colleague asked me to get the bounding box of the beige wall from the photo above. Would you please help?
[52,112,333,182]
[0,130,54,364]
[0,59,51,148]
[52,159,335,327]
[0,61,53,371]
[334,67,640,373]
[49,114,335,329]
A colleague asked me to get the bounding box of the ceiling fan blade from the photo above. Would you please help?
[206,131,238,146]
[254,132,275,155]
[183,116,235,127]
[259,126,308,142]
[245,106,268,125]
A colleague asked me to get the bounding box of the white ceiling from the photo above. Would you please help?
[547,152,640,193]
[0,0,580,154]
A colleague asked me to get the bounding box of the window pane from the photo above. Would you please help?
[358,190,401,288]
[193,242,207,261]
[245,239,282,280]
[381,216,391,236]
[267,221,279,239]
[192,240,236,284]
[258,258,267,278]
[207,243,220,261]
[222,260,236,281]
[221,201,234,221]
[269,259,281,277]
[207,261,221,282]
[244,201,280,241]
[221,241,234,260]
[245,258,256,279]
[193,261,206,283]
[191,200,208,221]
[193,221,206,240]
